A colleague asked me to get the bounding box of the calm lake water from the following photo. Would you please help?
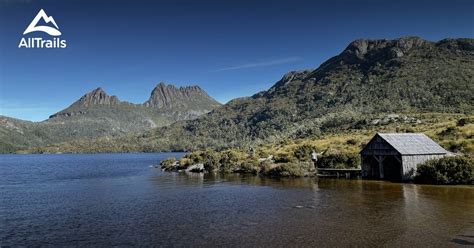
[1,153,473,247]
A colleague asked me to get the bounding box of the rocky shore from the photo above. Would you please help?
[159,150,317,177]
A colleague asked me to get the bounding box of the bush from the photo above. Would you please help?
[456,118,470,127]
[160,157,177,170]
[293,144,317,161]
[346,138,358,145]
[318,153,360,169]
[274,151,296,163]
[447,142,463,153]
[178,157,192,169]
[261,161,314,177]
[415,156,474,184]
[219,150,241,173]
[438,126,458,137]
[239,158,260,174]
[201,150,221,172]
[320,115,354,131]
[185,152,204,163]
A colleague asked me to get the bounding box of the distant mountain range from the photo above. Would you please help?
[2,36,473,153]
[128,37,473,151]
[0,83,221,152]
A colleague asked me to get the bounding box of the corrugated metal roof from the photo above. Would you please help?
[378,133,448,155]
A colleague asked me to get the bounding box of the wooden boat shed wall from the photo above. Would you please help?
[360,133,449,181]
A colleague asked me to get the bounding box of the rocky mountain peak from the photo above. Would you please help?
[76,87,120,107]
[341,36,429,63]
[144,82,219,109]
[436,38,474,55]
[49,87,121,118]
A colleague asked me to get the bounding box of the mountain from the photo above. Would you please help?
[54,36,472,153]
[6,37,474,154]
[48,83,220,122]
[144,82,219,111]
[0,83,221,152]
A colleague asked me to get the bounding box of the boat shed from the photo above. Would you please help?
[360,133,449,181]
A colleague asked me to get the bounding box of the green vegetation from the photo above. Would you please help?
[159,157,177,171]
[4,37,474,155]
[0,84,220,153]
[24,113,474,162]
[3,37,473,182]
[415,156,474,185]
[159,113,473,179]
[318,154,360,169]
[129,37,474,152]
[260,161,314,177]
[26,37,472,154]
[160,148,315,177]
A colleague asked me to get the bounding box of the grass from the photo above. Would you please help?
[164,113,473,176]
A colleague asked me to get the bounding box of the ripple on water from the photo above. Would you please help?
[1,153,473,247]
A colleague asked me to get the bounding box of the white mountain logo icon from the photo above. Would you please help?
[23,9,61,36]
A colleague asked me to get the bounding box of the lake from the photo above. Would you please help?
[1,153,473,247]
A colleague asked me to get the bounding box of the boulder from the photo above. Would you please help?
[185,163,204,173]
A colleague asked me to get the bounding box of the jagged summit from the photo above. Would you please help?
[144,82,220,109]
[267,37,437,93]
[337,37,473,65]
[75,87,121,107]
[133,37,473,152]
[340,36,429,63]
[48,87,120,118]
[35,82,221,145]
[292,37,474,86]
[2,37,473,153]
[151,82,208,95]
[48,83,221,119]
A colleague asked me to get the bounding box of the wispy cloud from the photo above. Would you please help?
[214,57,301,72]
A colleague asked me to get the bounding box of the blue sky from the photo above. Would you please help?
[0,0,473,121]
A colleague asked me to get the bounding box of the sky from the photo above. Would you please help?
[0,0,473,121]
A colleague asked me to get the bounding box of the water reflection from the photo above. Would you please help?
[149,171,474,247]
[150,171,321,190]
[2,154,473,247]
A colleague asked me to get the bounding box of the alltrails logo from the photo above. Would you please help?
[18,9,67,48]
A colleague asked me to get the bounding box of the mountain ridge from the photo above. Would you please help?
[144,82,220,110]
[80,36,471,153]
[0,83,221,152]
[3,36,474,153]
[50,82,220,119]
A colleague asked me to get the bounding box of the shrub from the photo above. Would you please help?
[318,153,360,169]
[178,157,192,169]
[219,150,241,173]
[263,162,303,177]
[320,115,354,131]
[160,157,177,170]
[447,142,463,153]
[438,126,458,137]
[261,161,314,177]
[293,144,317,161]
[259,160,275,174]
[201,150,221,172]
[239,158,260,174]
[185,152,204,163]
[256,149,270,159]
[456,118,469,127]
[274,151,296,163]
[415,156,474,185]
[346,138,358,145]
